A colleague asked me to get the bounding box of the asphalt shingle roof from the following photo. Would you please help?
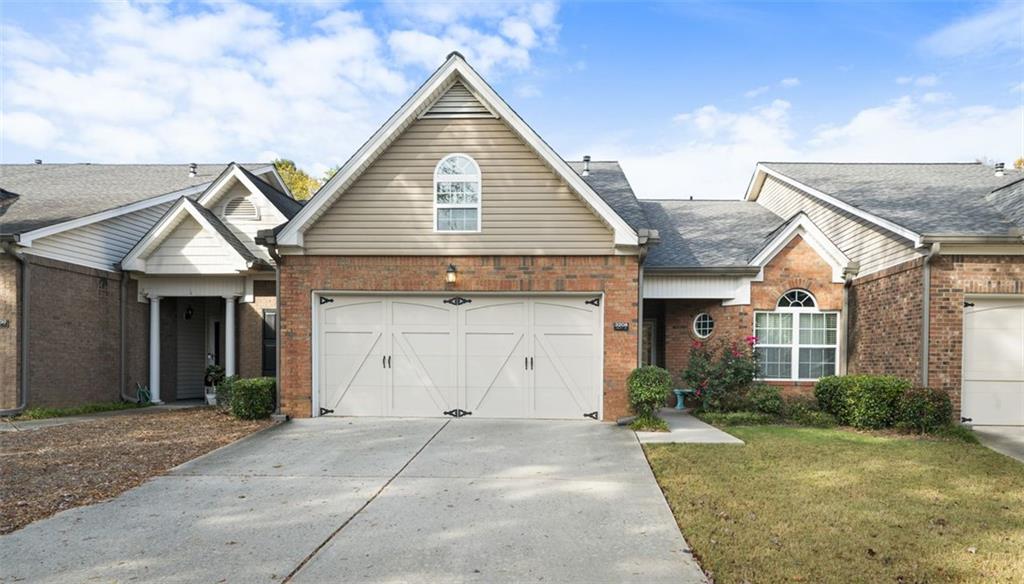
[640,200,784,269]
[237,165,302,219]
[761,162,1023,237]
[566,161,648,230]
[0,163,273,235]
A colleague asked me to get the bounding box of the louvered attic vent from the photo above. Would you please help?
[223,197,258,220]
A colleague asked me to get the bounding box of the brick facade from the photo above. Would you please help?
[847,259,924,384]
[278,255,639,420]
[661,235,844,398]
[0,253,19,409]
[846,254,1023,416]
[239,280,277,378]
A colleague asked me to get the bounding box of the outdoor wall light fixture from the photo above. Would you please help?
[446,264,458,285]
[184,306,194,320]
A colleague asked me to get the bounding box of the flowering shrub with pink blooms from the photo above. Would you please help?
[681,337,760,412]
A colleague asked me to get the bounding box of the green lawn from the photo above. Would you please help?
[645,426,1024,584]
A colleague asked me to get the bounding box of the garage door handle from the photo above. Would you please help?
[530,357,534,370]
[387,355,392,368]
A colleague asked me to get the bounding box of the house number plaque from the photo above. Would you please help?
[613,322,629,331]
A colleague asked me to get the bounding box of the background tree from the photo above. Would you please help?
[1014,157,1023,170]
[323,165,341,184]
[273,159,320,200]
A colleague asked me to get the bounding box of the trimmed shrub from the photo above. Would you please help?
[846,375,911,429]
[627,366,673,418]
[748,384,784,415]
[630,414,670,432]
[896,387,953,434]
[216,375,239,414]
[815,375,912,429]
[813,376,850,423]
[681,338,759,412]
[229,377,276,420]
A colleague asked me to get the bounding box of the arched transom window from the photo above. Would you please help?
[754,289,839,380]
[434,154,481,232]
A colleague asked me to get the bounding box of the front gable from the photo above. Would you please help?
[122,199,255,275]
[278,53,637,252]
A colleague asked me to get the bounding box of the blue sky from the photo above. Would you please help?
[2,1,1021,197]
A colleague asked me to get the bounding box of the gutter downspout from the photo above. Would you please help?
[256,231,283,416]
[635,229,660,367]
[1,241,30,416]
[921,243,941,388]
[839,263,859,375]
[117,268,140,403]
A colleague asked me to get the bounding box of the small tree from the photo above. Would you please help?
[273,158,321,200]
[628,366,673,431]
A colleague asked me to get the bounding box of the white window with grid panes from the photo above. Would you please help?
[434,154,481,232]
[754,290,838,381]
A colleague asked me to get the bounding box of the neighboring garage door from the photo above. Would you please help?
[962,296,1024,426]
[317,294,602,419]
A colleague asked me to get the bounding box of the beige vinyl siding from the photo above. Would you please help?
[303,117,615,255]
[27,202,173,271]
[213,181,287,261]
[757,175,922,276]
[146,216,242,274]
[421,81,492,118]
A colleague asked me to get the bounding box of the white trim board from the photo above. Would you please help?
[746,164,923,246]
[277,53,639,249]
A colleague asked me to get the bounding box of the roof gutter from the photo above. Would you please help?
[0,239,30,416]
[920,234,1024,245]
[644,266,763,277]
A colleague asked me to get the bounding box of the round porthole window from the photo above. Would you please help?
[693,313,714,338]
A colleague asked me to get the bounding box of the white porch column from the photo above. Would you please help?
[148,295,162,404]
[224,295,237,377]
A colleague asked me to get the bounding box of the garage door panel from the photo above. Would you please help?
[533,332,595,418]
[463,331,528,418]
[391,330,457,416]
[963,297,1024,426]
[322,330,386,416]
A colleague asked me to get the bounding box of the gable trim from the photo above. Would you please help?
[277,53,638,248]
[749,212,854,283]
[746,164,923,246]
[196,164,288,223]
[121,198,251,273]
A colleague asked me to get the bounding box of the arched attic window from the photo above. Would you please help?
[754,289,838,381]
[434,154,481,232]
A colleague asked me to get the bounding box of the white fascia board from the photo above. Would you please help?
[749,164,922,245]
[749,213,852,283]
[277,54,638,247]
[16,183,209,247]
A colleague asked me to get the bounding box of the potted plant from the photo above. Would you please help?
[204,364,226,405]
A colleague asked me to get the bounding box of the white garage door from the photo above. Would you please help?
[962,296,1024,426]
[317,294,603,420]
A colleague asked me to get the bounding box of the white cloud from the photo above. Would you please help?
[897,74,939,87]
[1,2,555,168]
[516,84,542,98]
[920,92,952,104]
[1012,82,1024,93]
[920,1,1024,58]
[744,77,800,98]
[616,95,1021,198]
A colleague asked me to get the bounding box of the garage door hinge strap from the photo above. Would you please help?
[961,417,972,423]
[963,301,974,308]
[585,297,600,307]
[443,296,472,306]
[583,411,598,420]
[443,409,472,418]
[319,407,335,416]
[319,297,334,305]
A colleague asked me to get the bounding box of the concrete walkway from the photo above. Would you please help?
[974,426,1024,463]
[635,409,744,444]
[0,401,204,432]
[0,418,707,584]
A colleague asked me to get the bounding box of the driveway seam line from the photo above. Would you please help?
[281,420,451,583]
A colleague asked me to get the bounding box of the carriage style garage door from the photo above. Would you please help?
[962,296,1024,426]
[316,294,603,420]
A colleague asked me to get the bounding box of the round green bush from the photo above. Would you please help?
[747,384,783,415]
[846,375,910,429]
[896,387,953,433]
[813,376,849,422]
[229,377,276,420]
[627,366,672,418]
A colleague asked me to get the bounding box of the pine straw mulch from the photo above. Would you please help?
[0,407,272,534]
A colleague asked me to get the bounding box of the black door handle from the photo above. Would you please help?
[530,357,534,370]
[388,355,392,368]
[383,355,386,368]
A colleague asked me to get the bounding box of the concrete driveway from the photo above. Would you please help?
[974,425,1024,463]
[0,418,705,583]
